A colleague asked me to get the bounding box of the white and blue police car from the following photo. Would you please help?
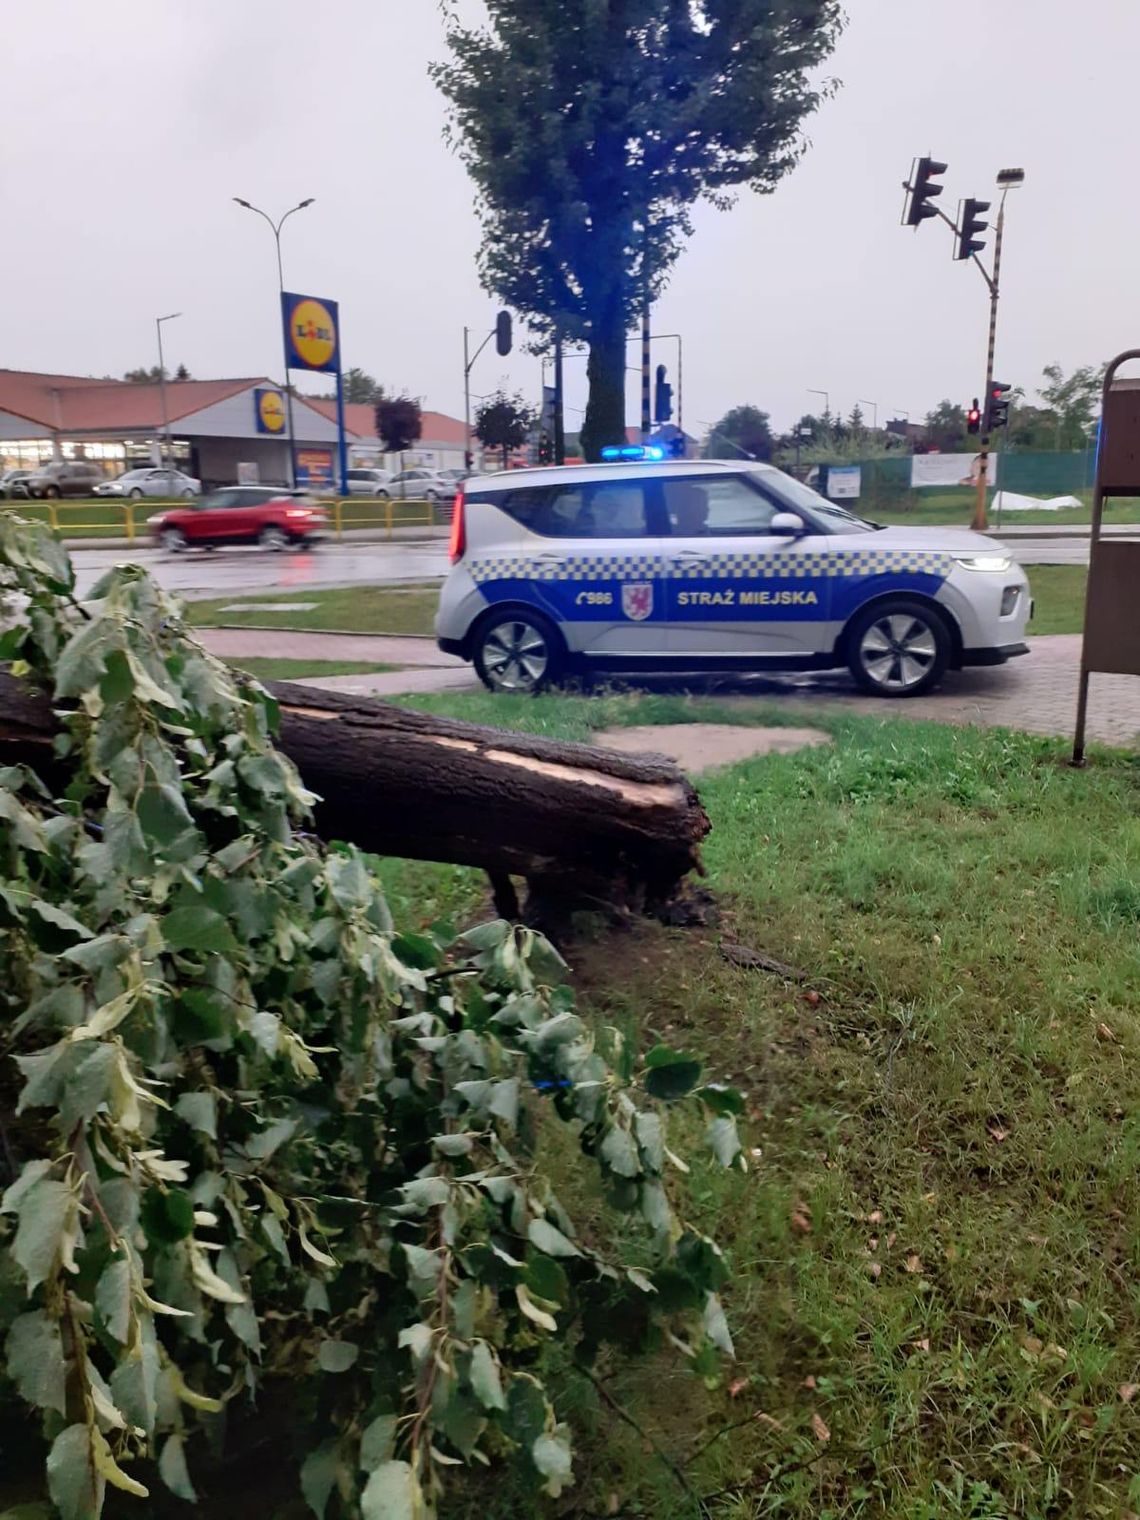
[435,453,1030,697]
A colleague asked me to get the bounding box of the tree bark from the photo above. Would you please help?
[0,672,709,907]
[579,291,628,463]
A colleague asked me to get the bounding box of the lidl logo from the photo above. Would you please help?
[281,292,339,374]
[256,388,286,434]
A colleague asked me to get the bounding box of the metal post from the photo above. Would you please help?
[641,297,651,442]
[155,312,180,479]
[554,334,565,465]
[676,334,683,438]
[335,367,348,497]
[463,327,472,471]
[972,195,1005,531]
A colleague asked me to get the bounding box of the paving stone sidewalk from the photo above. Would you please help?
[196,628,1140,747]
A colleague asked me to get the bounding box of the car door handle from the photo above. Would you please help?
[677,550,710,561]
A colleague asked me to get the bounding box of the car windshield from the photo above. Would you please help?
[751,469,878,535]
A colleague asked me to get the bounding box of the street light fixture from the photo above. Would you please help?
[233,196,316,487]
[808,388,830,426]
[857,399,879,431]
[155,312,181,479]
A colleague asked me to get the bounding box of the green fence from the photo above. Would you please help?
[821,450,1097,515]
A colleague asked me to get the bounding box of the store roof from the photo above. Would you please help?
[0,369,265,432]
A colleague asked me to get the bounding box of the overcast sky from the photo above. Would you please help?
[4,0,1137,435]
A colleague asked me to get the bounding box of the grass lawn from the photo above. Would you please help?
[232,656,395,681]
[1026,565,1087,637]
[370,689,1140,1519]
[870,491,1140,529]
[186,584,441,637]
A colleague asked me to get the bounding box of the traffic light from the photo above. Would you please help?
[495,310,512,356]
[966,399,981,435]
[904,155,948,227]
[985,381,1012,430]
[654,363,673,423]
[537,431,553,464]
[667,432,686,459]
[955,197,990,261]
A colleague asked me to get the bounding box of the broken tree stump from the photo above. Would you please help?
[0,671,711,908]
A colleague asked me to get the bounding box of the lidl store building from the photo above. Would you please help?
[0,370,469,487]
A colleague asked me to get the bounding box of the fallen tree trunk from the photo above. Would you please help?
[0,672,710,908]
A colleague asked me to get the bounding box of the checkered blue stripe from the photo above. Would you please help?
[468,548,953,585]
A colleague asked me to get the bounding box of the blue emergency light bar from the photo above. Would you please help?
[600,444,665,461]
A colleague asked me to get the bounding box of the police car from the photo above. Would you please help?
[435,454,1030,697]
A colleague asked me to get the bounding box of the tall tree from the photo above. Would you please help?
[1038,361,1105,450]
[475,389,535,468]
[123,365,165,384]
[704,405,773,462]
[434,2,842,460]
[342,367,381,404]
[375,390,423,454]
[922,400,970,454]
[173,363,192,381]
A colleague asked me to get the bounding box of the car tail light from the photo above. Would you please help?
[285,508,312,519]
[449,489,466,563]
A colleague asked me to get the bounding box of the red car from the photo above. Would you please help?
[149,487,329,553]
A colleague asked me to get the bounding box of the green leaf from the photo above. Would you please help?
[161,905,238,955]
[138,779,197,848]
[634,1110,665,1171]
[532,1428,574,1498]
[361,1461,423,1520]
[5,1310,67,1414]
[95,1258,132,1344]
[469,1341,506,1411]
[110,1321,159,1437]
[158,1434,198,1503]
[502,1376,548,1447]
[0,1158,54,1213]
[317,1339,359,1373]
[359,1413,398,1473]
[707,1115,743,1169]
[523,1251,569,1308]
[391,932,441,970]
[600,1125,640,1178]
[527,1218,582,1258]
[703,1291,735,1357]
[46,1424,103,1520]
[140,1187,195,1244]
[300,1441,341,1520]
[698,1084,745,1116]
[643,1044,703,1100]
[488,1078,520,1128]
[11,1178,75,1291]
[174,1091,217,1138]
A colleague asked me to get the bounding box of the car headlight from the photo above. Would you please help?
[952,553,1013,572]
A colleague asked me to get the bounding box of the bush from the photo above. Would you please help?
[0,520,742,1517]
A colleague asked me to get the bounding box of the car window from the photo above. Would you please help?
[661,475,780,537]
[490,480,651,538]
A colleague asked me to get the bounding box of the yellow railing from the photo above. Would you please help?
[326,497,440,542]
[1,495,445,544]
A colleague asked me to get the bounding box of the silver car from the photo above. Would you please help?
[436,457,1031,697]
[345,467,393,498]
[388,468,456,502]
[94,468,200,500]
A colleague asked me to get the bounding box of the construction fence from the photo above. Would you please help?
[816,449,1097,514]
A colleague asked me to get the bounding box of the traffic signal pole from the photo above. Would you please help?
[972,195,1005,531]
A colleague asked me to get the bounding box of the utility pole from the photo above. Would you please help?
[640,297,652,442]
[154,312,180,477]
[553,334,565,465]
[233,197,315,488]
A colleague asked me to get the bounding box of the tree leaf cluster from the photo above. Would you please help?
[0,516,744,1516]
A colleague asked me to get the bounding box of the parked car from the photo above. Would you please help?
[436,455,1031,696]
[388,468,456,502]
[345,467,393,498]
[148,487,328,552]
[438,468,471,486]
[0,469,35,499]
[94,467,201,500]
[25,461,104,499]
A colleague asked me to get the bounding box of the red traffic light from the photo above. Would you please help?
[967,403,981,435]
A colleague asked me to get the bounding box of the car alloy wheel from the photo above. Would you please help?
[475,613,557,694]
[848,599,949,697]
[259,525,290,552]
[181,489,195,500]
[160,527,187,553]
[129,488,144,499]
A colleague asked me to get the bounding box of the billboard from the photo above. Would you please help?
[282,292,340,374]
[295,449,333,487]
[911,453,986,489]
[254,388,286,435]
[826,465,861,500]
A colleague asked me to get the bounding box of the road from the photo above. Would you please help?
[71,540,451,601]
[69,526,1113,603]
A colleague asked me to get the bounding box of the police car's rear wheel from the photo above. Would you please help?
[474,611,560,694]
[847,599,950,697]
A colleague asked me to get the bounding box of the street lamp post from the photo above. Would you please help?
[155,312,181,478]
[233,196,315,487]
[858,398,879,432]
[808,387,830,422]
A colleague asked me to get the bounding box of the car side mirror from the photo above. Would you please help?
[771,512,805,536]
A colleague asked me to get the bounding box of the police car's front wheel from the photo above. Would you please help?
[474,611,563,694]
[846,599,950,697]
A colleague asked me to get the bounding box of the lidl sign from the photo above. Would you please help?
[254,388,286,434]
[282,291,339,374]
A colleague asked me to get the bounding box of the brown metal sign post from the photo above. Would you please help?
[1072,348,1140,764]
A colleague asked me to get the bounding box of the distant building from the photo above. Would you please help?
[306,400,469,473]
[0,369,345,487]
